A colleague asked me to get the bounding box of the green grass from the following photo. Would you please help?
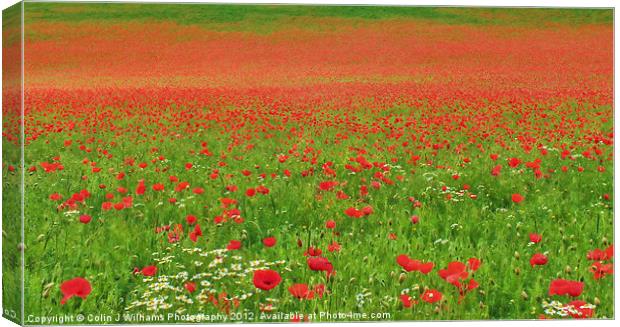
[22,3,612,27]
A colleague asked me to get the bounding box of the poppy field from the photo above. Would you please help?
[1,3,614,324]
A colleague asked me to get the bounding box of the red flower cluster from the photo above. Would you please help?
[587,245,613,261]
[344,206,373,218]
[548,279,584,297]
[587,244,614,280]
[396,254,433,274]
[288,283,325,300]
[438,259,480,299]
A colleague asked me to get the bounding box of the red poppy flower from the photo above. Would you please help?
[548,279,583,297]
[304,247,322,257]
[167,224,183,243]
[193,224,202,237]
[512,193,524,204]
[396,254,419,272]
[359,185,368,197]
[256,185,270,194]
[307,256,334,275]
[605,244,614,259]
[467,258,481,272]
[136,180,146,195]
[590,262,613,280]
[220,197,237,208]
[419,262,434,274]
[263,237,277,247]
[344,207,363,218]
[325,220,336,229]
[49,193,63,201]
[253,269,281,291]
[101,202,113,211]
[336,191,349,199]
[421,289,442,303]
[185,282,197,293]
[396,254,433,274]
[508,157,521,168]
[361,206,373,215]
[79,214,92,224]
[400,294,416,308]
[289,283,314,299]
[328,241,341,252]
[175,181,189,192]
[227,240,242,250]
[530,253,548,267]
[439,261,469,285]
[186,215,197,225]
[141,265,157,276]
[122,197,133,208]
[529,233,542,243]
[467,278,479,291]
[60,277,92,305]
[152,183,164,191]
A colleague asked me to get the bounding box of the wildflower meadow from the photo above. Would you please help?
[1,3,614,324]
